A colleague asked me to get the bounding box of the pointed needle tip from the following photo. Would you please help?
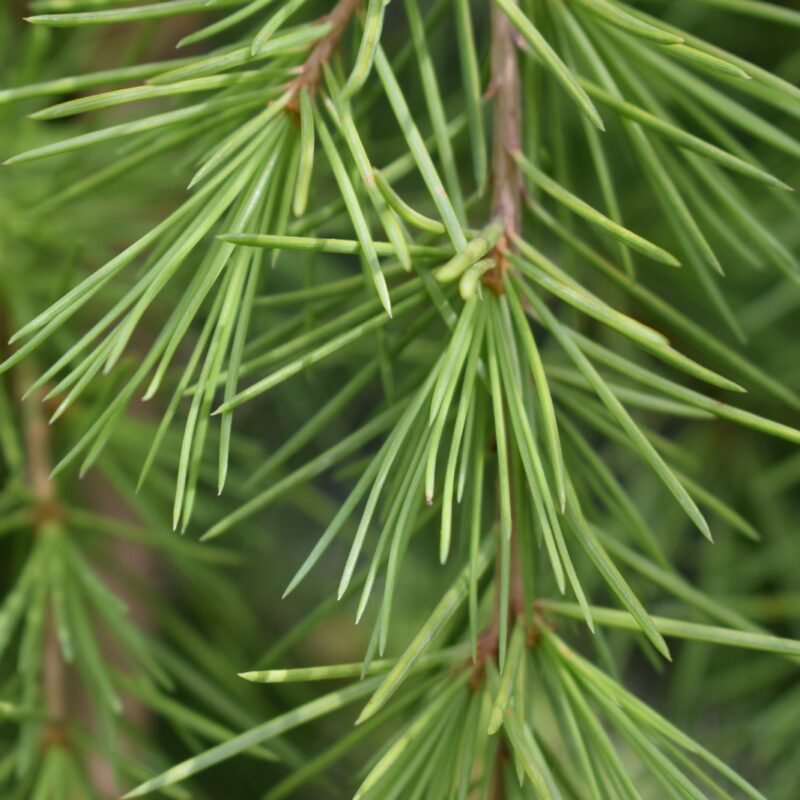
[354,708,370,727]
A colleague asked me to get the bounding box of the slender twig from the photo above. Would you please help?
[19,378,56,508]
[491,0,525,621]
[485,0,523,293]
[0,303,68,743]
[16,365,68,745]
[469,2,527,682]
[287,0,362,110]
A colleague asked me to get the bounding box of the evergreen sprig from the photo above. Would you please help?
[1,0,799,797]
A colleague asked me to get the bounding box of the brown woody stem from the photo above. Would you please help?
[491,2,526,625]
[287,0,362,111]
[15,366,68,745]
[485,0,523,293]
[474,3,527,678]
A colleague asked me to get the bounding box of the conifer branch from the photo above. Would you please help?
[2,2,800,796]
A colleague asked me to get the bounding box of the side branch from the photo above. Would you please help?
[16,367,67,743]
[486,0,523,291]
[287,0,362,109]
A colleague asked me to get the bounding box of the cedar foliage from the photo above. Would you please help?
[1,1,799,797]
